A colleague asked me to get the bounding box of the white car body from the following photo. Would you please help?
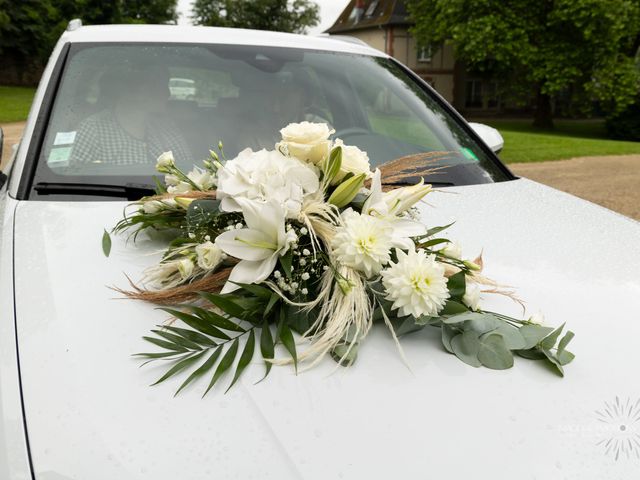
[2,25,640,480]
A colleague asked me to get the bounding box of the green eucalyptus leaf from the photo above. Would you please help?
[391,315,428,335]
[441,324,458,353]
[519,325,555,349]
[477,333,514,370]
[514,348,547,360]
[540,323,565,350]
[174,346,223,396]
[441,311,487,324]
[203,338,240,397]
[331,342,358,366]
[226,329,256,393]
[102,229,112,257]
[542,349,565,377]
[187,199,220,219]
[557,331,575,356]
[151,351,206,386]
[492,325,527,350]
[451,330,482,367]
[557,349,575,366]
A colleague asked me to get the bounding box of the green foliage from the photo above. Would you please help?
[102,229,112,257]
[137,286,302,395]
[0,86,36,122]
[191,0,320,33]
[0,0,178,82]
[606,97,640,141]
[407,0,640,123]
[481,119,640,163]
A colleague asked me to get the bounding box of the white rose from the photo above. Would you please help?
[278,121,334,165]
[156,151,175,172]
[462,283,481,311]
[187,167,215,191]
[195,241,223,270]
[177,258,195,279]
[331,139,372,184]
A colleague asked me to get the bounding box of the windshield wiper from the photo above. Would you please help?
[33,182,156,200]
[383,180,455,187]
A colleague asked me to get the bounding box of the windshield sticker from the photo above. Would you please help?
[54,131,76,146]
[461,147,479,161]
[48,146,72,166]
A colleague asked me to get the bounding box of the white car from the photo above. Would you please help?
[1,24,639,480]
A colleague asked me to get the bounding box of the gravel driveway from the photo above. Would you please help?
[511,156,640,221]
[1,121,638,221]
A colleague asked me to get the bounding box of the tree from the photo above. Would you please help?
[0,0,178,84]
[192,0,320,34]
[406,0,640,128]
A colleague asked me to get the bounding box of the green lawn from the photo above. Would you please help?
[0,86,36,123]
[479,119,640,163]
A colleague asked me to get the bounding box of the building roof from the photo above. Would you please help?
[57,24,386,58]
[326,0,412,34]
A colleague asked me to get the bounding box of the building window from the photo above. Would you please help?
[349,0,366,23]
[417,45,432,63]
[465,80,483,108]
[486,82,499,108]
[365,0,379,17]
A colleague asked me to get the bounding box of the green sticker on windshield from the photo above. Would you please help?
[461,147,479,161]
[48,146,72,166]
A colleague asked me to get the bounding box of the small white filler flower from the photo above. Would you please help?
[381,248,450,318]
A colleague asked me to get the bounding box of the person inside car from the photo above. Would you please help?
[69,65,191,168]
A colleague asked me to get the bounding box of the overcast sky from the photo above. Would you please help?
[177,0,349,34]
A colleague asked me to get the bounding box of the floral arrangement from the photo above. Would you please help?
[105,122,575,396]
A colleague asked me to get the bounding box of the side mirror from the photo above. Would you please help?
[469,122,504,154]
[0,127,6,189]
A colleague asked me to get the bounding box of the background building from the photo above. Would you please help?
[326,0,501,114]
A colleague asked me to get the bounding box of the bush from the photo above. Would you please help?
[606,98,640,141]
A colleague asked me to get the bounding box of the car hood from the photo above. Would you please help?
[13,178,640,479]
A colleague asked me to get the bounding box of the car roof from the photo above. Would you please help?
[60,24,387,58]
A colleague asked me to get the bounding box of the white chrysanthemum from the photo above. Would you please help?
[332,210,393,277]
[381,248,449,318]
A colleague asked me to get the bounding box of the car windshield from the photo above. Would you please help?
[30,43,509,196]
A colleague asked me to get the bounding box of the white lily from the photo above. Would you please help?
[362,169,429,249]
[215,198,296,293]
